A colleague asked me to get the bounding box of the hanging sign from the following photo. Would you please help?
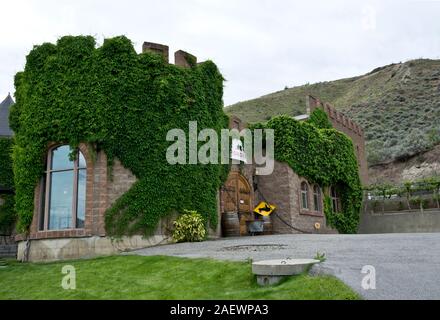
[231,138,247,163]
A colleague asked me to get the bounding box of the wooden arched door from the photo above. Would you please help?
[237,175,251,213]
[221,172,253,236]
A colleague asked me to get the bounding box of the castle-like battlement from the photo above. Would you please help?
[142,42,197,68]
[306,94,368,185]
[306,95,364,137]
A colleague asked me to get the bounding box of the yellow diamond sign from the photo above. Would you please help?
[254,202,276,217]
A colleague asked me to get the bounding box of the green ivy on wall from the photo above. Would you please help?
[307,108,333,129]
[11,35,229,235]
[253,110,362,234]
[0,194,15,234]
[0,137,16,233]
[0,138,14,190]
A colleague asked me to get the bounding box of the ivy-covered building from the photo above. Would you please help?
[0,93,16,256]
[12,37,229,261]
[222,97,367,238]
[10,36,366,262]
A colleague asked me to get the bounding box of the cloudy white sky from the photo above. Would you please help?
[1,0,440,106]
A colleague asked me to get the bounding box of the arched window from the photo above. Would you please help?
[40,145,87,231]
[330,186,340,213]
[313,185,322,212]
[301,182,309,210]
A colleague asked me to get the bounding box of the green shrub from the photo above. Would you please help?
[172,210,206,243]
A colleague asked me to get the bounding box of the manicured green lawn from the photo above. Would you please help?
[0,255,360,300]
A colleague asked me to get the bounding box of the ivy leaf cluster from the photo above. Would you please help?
[0,137,16,233]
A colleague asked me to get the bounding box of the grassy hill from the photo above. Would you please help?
[226,59,440,166]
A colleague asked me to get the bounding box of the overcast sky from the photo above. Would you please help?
[1,0,440,106]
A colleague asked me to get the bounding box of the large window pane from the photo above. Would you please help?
[51,146,74,171]
[49,171,74,230]
[76,169,87,228]
[78,152,86,169]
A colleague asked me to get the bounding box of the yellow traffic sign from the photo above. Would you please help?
[254,202,276,216]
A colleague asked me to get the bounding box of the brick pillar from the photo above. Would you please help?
[306,95,321,115]
[142,42,169,62]
[175,50,197,68]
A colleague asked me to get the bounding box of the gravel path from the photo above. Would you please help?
[130,233,440,300]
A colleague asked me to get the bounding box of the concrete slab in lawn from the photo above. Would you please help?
[252,258,320,286]
[129,233,440,300]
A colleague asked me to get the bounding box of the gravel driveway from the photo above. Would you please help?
[130,233,440,300]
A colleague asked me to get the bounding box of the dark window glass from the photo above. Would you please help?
[313,185,321,212]
[301,182,309,210]
[331,186,340,213]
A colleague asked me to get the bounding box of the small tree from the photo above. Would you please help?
[403,181,413,210]
[425,176,440,209]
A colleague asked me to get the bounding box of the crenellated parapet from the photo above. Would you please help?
[306,95,364,138]
[306,94,368,185]
[142,42,197,68]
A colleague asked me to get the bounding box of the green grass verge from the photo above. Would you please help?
[0,255,360,300]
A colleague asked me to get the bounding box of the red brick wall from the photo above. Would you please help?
[258,161,336,234]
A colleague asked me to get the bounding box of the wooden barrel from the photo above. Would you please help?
[222,212,240,237]
[262,216,273,235]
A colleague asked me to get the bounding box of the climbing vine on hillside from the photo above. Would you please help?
[253,112,362,234]
[11,35,229,235]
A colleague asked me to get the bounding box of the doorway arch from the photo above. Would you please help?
[220,171,253,236]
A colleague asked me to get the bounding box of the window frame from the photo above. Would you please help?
[300,181,309,210]
[41,145,86,231]
[313,185,322,213]
[330,186,340,213]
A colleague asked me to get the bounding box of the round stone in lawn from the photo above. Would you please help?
[252,258,321,286]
